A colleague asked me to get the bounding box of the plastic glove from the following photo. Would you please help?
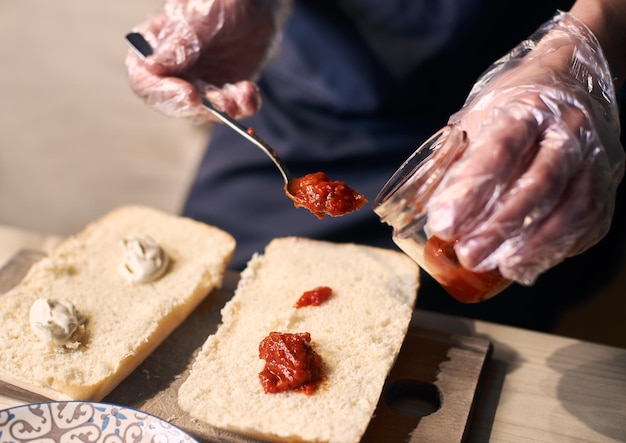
[426,11,625,286]
[125,0,289,122]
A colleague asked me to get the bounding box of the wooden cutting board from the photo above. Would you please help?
[0,250,491,443]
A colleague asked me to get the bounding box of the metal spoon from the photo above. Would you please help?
[124,32,367,218]
[124,32,293,190]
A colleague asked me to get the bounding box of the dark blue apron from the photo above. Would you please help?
[183,0,626,331]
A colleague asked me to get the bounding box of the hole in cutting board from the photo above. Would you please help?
[383,379,441,417]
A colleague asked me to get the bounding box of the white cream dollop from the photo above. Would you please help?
[119,235,169,283]
[29,298,85,345]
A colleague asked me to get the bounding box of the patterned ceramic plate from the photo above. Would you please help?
[0,401,198,442]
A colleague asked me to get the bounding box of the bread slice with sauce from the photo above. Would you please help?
[0,205,235,401]
[178,237,420,443]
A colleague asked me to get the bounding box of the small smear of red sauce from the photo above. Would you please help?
[295,286,333,308]
[423,236,510,303]
[259,332,325,395]
[287,172,367,219]
[247,127,257,136]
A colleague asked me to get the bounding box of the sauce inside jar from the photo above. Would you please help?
[423,236,510,303]
[258,332,325,395]
[295,286,333,308]
[287,172,367,219]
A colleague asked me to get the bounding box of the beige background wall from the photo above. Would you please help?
[0,0,207,235]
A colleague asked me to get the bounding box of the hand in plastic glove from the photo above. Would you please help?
[126,0,286,122]
[426,11,625,286]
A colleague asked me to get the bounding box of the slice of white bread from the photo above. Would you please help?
[178,237,420,443]
[0,205,235,401]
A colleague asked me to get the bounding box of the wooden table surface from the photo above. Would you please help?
[0,225,624,442]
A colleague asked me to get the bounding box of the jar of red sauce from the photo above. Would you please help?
[374,125,511,303]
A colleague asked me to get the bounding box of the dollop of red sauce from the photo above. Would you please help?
[295,286,333,308]
[258,332,325,395]
[424,236,511,303]
[287,172,367,219]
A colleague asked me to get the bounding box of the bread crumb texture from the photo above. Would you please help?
[178,237,420,443]
[0,205,235,401]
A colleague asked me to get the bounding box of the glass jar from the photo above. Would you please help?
[374,125,511,303]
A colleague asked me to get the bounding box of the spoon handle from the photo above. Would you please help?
[124,32,292,185]
[198,96,291,184]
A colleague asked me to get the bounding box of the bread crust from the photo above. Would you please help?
[0,205,235,401]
